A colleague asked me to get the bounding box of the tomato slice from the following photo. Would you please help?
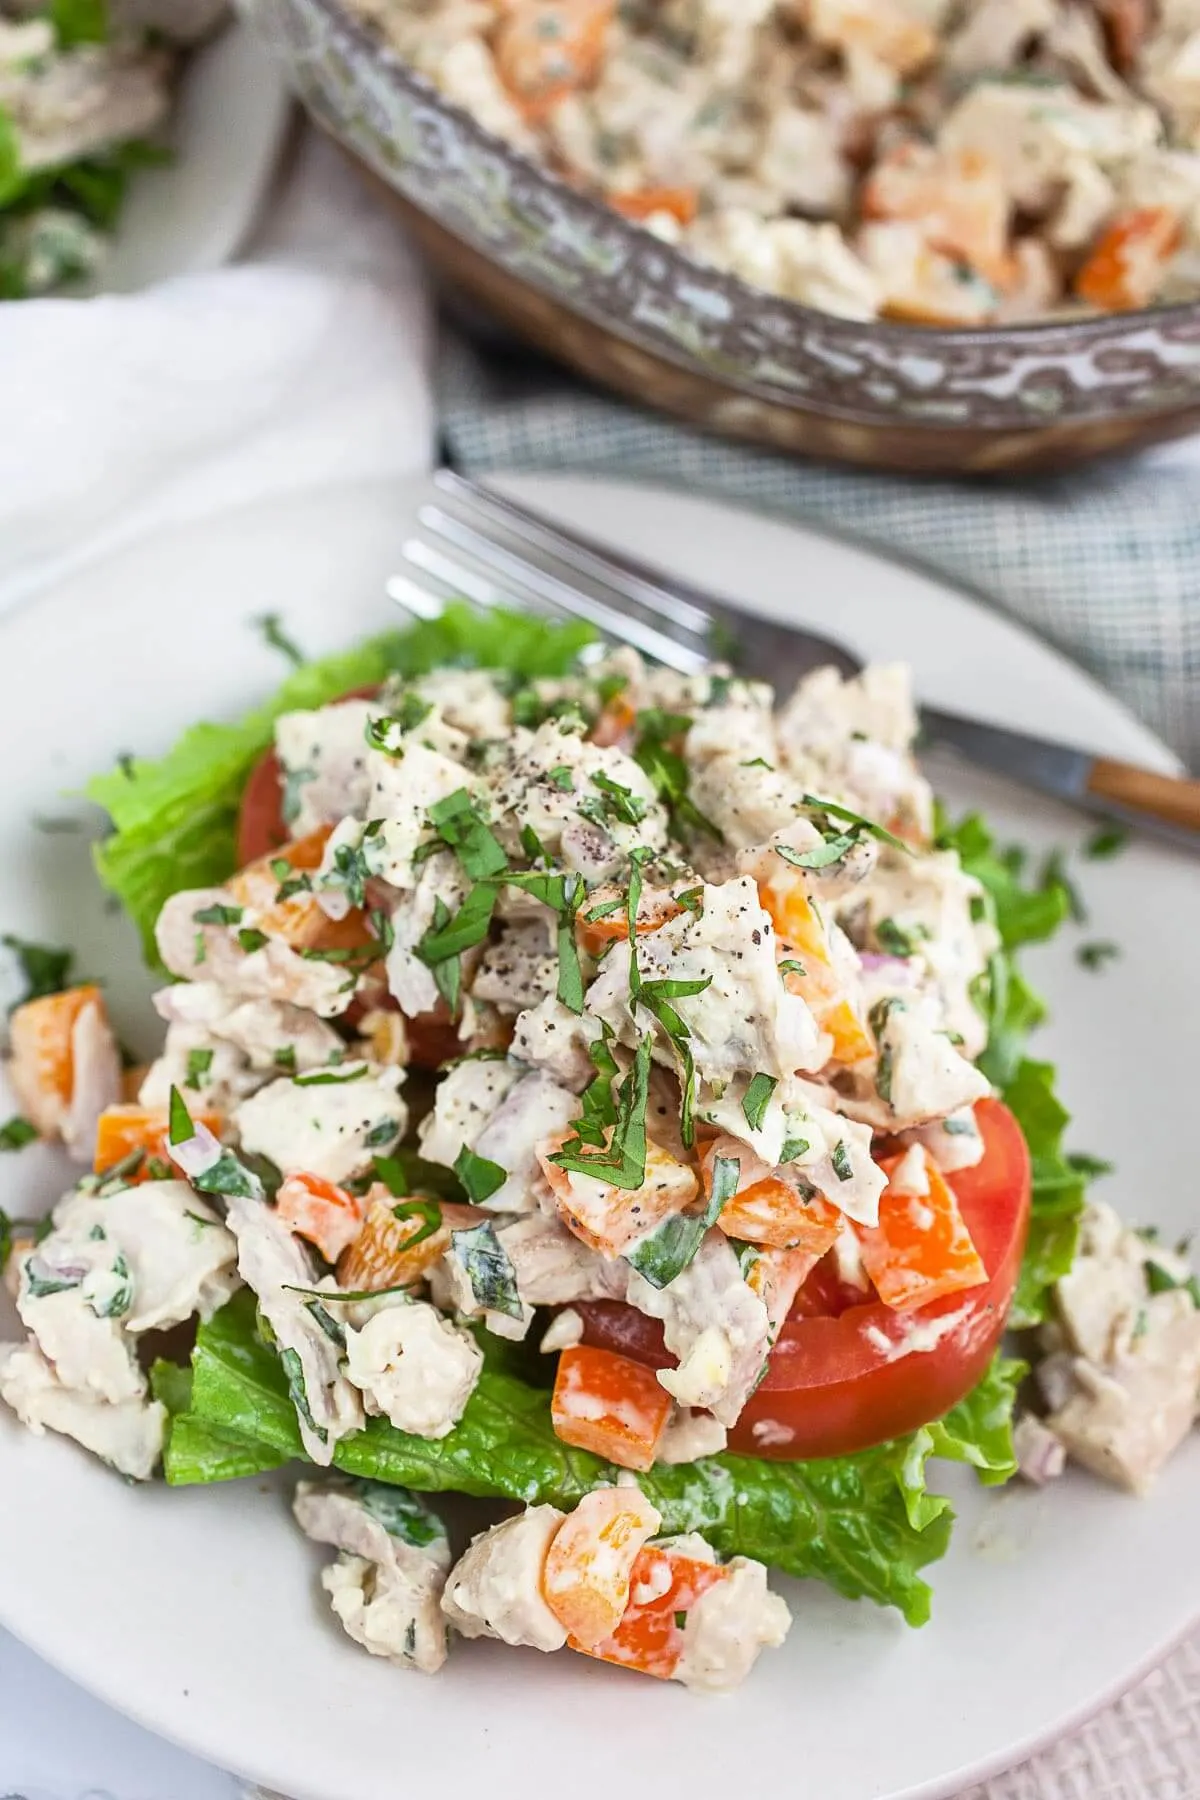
[574,1098,1031,1461]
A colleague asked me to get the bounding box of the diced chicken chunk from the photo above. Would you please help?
[274,701,377,838]
[0,1340,165,1481]
[587,878,827,1113]
[155,888,355,1018]
[627,1232,771,1426]
[232,1064,406,1186]
[225,1193,363,1464]
[295,1477,450,1673]
[1038,1203,1200,1494]
[344,1297,482,1437]
[442,1506,569,1651]
[674,1554,792,1693]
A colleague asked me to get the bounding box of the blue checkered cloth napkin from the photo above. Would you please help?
[438,333,1200,772]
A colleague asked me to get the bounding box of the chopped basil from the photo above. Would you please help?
[776,833,858,872]
[195,1148,267,1201]
[876,917,927,958]
[778,957,806,979]
[293,1064,370,1088]
[237,927,270,955]
[185,1048,214,1091]
[779,1134,810,1163]
[801,794,909,855]
[831,1140,853,1182]
[584,896,624,924]
[452,1220,524,1320]
[252,612,304,667]
[273,867,313,903]
[675,886,704,916]
[90,1249,133,1320]
[674,1610,688,1629]
[547,765,574,791]
[280,1347,326,1443]
[632,708,723,843]
[185,1209,220,1229]
[194,930,207,966]
[168,1085,195,1145]
[453,1146,507,1205]
[2,935,74,1011]
[1040,850,1086,925]
[303,1299,347,1349]
[193,902,243,927]
[742,1073,777,1133]
[1084,821,1129,861]
[364,715,408,758]
[0,1116,38,1151]
[1076,940,1119,972]
[550,1032,652,1192]
[623,1150,740,1290]
[1145,1260,1200,1307]
[24,1258,82,1300]
[274,1046,298,1074]
[319,822,388,910]
[281,765,316,826]
[426,789,509,881]
[364,1118,402,1151]
[493,868,585,1016]
[584,770,648,827]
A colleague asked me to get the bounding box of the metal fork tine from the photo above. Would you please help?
[384,573,446,621]
[410,507,709,674]
[433,469,715,643]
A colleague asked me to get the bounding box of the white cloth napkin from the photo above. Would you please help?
[0,133,436,614]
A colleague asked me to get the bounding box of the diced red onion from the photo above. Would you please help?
[167,1120,224,1181]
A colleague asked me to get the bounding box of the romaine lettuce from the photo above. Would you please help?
[161,1293,1021,1626]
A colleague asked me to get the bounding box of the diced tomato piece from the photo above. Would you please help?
[551,1344,671,1472]
[493,0,614,121]
[10,985,105,1132]
[701,1137,842,1254]
[538,1135,698,1257]
[1075,208,1181,311]
[610,187,698,226]
[576,884,681,957]
[759,878,874,1065]
[94,1103,223,1179]
[542,1486,661,1648]
[862,143,1010,285]
[336,1191,453,1291]
[227,828,375,956]
[572,1542,724,1680]
[589,690,637,749]
[852,1147,988,1312]
[276,1173,366,1263]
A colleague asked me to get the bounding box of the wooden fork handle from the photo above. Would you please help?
[1086,758,1200,834]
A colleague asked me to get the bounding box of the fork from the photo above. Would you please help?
[387,469,1200,855]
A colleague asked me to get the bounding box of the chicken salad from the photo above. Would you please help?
[349,0,1200,324]
[1,601,1196,1695]
[0,0,223,296]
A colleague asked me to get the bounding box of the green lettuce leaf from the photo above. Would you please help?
[168,1294,1023,1626]
[86,605,593,961]
[151,1354,285,1483]
[938,810,1093,1324]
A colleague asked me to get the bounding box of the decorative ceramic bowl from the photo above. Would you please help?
[239,0,1200,473]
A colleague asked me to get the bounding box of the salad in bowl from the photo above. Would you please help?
[2,602,1197,1695]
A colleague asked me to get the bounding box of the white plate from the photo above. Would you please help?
[0,474,1196,1800]
[92,17,291,294]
